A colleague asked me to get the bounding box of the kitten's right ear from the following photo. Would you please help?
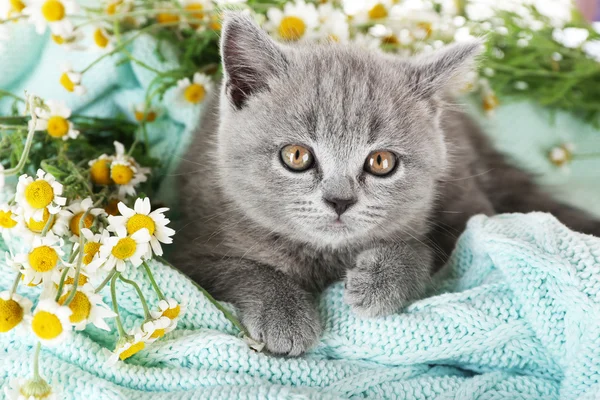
[221,12,288,109]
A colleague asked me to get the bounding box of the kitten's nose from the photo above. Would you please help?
[323,196,357,216]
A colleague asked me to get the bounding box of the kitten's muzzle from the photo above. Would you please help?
[323,196,357,216]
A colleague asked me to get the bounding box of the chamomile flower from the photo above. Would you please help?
[141,316,177,343]
[265,0,319,41]
[66,197,105,239]
[30,299,72,345]
[4,377,61,400]
[51,29,86,51]
[108,198,175,257]
[0,291,33,333]
[99,226,151,272]
[92,25,114,51]
[106,329,150,365]
[23,0,79,36]
[15,169,66,222]
[31,100,79,141]
[0,0,26,18]
[133,103,159,123]
[110,141,150,198]
[179,0,212,30]
[57,284,115,331]
[317,4,349,43]
[17,233,65,285]
[77,228,110,273]
[352,0,393,24]
[18,206,70,240]
[552,27,589,49]
[0,203,19,235]
[88,154,114,186]
[59,63,86,95]
[150,297,187,322]
[175,72,213,106]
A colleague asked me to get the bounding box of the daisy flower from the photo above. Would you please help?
[150,297,187,322]
[15,169,66,222]
[31,100,79,141]
[66,197,105,239]
[175,72,213,106]
[155,2,180,24]
[0,0,26,18]
[77,228,110,273]
[29,299,72,345]
[4,377,61,400]
[141,316,177,343]
[106,329,150,365]
[16,233,65,285]
[57,283,115,330]
[59,63,86,95]
[23,0,79,36]
[352,0,393,24]
[265,0,319,42]
[133,103,159,123]
[51,29,86,51]
[317,4,349,43]
[18,206,70,240]
[107,198,175,257]
[0,291,33,333]
[88,154,114,186]
[110,141,150,198]
[92,24,114,51]
[0,203,19,235]
[99,225,151,272]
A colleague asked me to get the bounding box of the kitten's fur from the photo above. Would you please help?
[173,14,600,356]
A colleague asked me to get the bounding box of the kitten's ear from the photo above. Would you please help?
[221,12,288,109]
[404,40,484,98]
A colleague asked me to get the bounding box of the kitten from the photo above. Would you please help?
[173,13,600,356]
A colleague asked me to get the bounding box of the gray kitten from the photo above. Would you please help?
[173,13,600,356]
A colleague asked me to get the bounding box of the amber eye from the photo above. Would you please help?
[280,145,314,172]
[364,151,397,176]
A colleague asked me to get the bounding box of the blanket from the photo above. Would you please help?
[1,212,600,399]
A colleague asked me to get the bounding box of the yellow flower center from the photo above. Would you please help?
[94,28,109,48]
[105,0,122,15]
[278,16,306,41]
[183,83,206,104]
[150,328,165,339]
[59,291,91,323]
[83,242,101,265]
[31,311,63,340]
[368,3,388,19]
[0,210,17,229]
[65,274,88,285]
[104,199,120,216]
[126,214,155,235]
[29,246,59,272]
[210,16,221,31]
[112,237,137,260]
[26,208,55,233]
[51,34,66,44]
[119,341,145,360]
[25,180,54,209]
[70,212,94,236]
[46,116,70,138]
[0,298,24,332]
[162,305,180,319]
[134,110,157,122]
[417,21,433,38]
[10,0,26,13]
[60,72,76,92]
[90,159,112,185]
[156,12,180,24]
[185,3,204,20]
[41,0,66,22]
[111,164,134,185]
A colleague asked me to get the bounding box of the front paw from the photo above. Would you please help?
[241,292,321,356]
[344,248,426,318]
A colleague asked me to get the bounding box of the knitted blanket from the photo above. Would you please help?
[1,212,599,399]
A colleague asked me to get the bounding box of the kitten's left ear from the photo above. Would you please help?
[404,40,484,98]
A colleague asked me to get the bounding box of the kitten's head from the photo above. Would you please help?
[216,13,481,247]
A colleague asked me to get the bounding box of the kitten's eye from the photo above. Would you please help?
[364,151,397,176]
[280,145,314,172]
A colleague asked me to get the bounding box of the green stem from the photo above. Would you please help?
[63,207,96,306]
[111,272,127,337]
[95,270,116,294]
[32,342,42,381]
[40,214,55,237]
[157,256,249,337]
[55,268,70,302]
[118,275,151,320]
[9,272,21,297]
[3,97,38,176]
[142,261,165,300]
[0,89,25,103]
[69,246,80,264]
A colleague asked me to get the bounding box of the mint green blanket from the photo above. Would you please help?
[1,212,600,399]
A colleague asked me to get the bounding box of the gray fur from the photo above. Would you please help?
[172,13,600,355]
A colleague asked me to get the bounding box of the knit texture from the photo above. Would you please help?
[1,212,599,399]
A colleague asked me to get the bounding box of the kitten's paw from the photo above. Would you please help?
[241,293,321,356]
[344,248,422,318]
